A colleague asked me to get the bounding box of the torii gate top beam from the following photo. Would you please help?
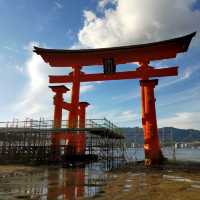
[33,32,195,67]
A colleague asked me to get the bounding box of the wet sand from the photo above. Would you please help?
[92,162,200,200]
[0,161,199,200]
[0,165,41,178]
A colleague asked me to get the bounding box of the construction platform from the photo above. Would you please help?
[0,118,125,164]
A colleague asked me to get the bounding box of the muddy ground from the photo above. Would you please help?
[0,161,199,200]
[90,161,200,200]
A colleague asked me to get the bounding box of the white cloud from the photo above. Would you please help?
[83,10,97,24]
[13,51,53,119]
[78,0,200,48]
[158,85,200,107]
[12,42,97,119]
[158,112,200,130]
[15,65,24,73]
[117,110,139,123]
[23,41,40,52]
[88,108,140,127]
[54,1,63,9]
[111,91,140,102]
[158,64,200,89]
[3,46,19,53]
[66,29,75,41]
[80,84,95,93]
[98,0,115,8]
[182,65,200,79]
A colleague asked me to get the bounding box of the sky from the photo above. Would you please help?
[0,0,200,129]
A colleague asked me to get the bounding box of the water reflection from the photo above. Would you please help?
[0,159,124,200]
[47,168,85,199]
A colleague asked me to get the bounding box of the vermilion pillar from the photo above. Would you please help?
[50,86,70,127]
[49,85,69,143]
[66,66,82,155]
[141,83,146,134]
[68,66,81,128]
[79,102,90,128]
[76,102,90,154]
[140,79,164,165]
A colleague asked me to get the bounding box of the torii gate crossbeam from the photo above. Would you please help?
[49,67,178,83]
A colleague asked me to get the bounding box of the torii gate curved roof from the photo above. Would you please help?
[34,32,196,67]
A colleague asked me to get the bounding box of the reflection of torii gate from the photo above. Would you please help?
[34,32,195,164]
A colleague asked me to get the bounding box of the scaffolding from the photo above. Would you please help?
[0,118,125,164]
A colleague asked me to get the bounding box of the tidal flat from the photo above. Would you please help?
[94,164,200,200]
[0,161,200,200]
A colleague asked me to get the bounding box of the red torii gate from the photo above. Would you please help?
[34,32,195,164]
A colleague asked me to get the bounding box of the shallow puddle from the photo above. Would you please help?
[0,163,108,200]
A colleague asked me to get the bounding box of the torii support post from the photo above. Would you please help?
[76,102,90,154]
[79,102,90,128]
[65,66,82,156]
[68,66,82,128]
[49,85,69,159]
[140,79,164,165]
[65,101,90,155]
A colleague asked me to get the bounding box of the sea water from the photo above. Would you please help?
[125,147,200,162]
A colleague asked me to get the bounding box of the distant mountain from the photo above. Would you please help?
[121,127,200,145]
